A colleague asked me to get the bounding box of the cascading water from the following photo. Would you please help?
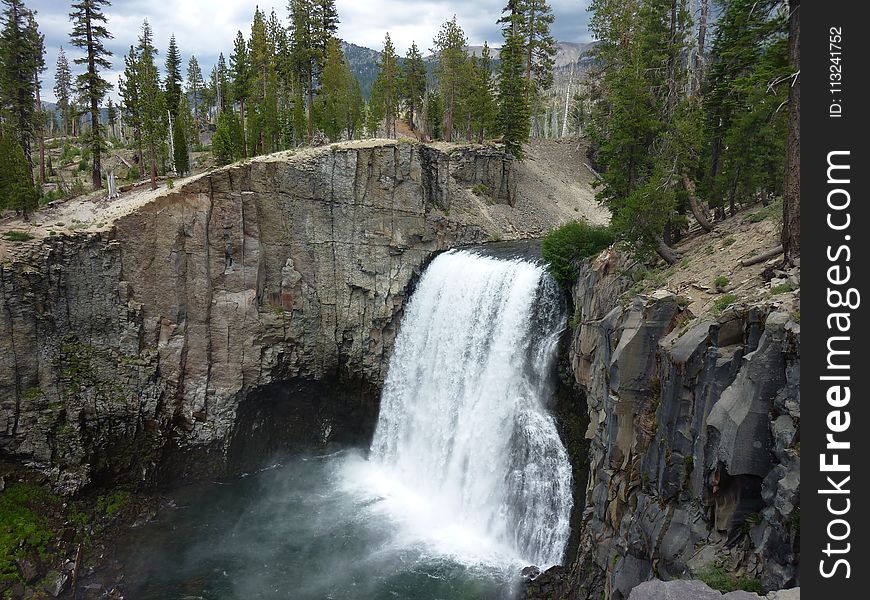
[113,249,574,599]
[366,249,573,568]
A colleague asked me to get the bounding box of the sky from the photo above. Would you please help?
[29,0,592,104]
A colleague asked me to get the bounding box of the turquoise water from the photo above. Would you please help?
[115,452,520,600]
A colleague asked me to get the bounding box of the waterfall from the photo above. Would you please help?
[368,250,573,568]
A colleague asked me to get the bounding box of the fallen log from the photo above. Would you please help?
[740,245,783,266]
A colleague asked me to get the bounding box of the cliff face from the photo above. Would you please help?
[560,251,800,598]
[0,141,550,492]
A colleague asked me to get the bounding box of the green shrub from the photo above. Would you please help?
[97,491,130,519]
[127,166,140,181]
[713,294,737,313]
[542,221,614,288]
[722,237,736,247]
[0,484,57,582]
[471,183,490,197]
[2,231,33,242]
[695,565,763,594]
[714,275,730,289]
[771,282,794,295]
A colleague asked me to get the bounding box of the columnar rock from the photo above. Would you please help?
[560,251,800,598]
[0,141,539,493]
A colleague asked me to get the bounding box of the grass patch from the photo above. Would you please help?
[722,237,736,247]
[542,221,614,288]
[1,231,34,243]
[744,197,783,225]
[713,294,737,313]
[0,484,58,582]
[695,565,764,594]
[471,183,490,198]
[713,275,730,289]
[96,491,130,519]
[791,310,800,323]
[771,282,795,295]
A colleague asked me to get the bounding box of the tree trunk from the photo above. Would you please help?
[682,172,713,232]
[149,143,158,190]
[307,70,314,142]
[692,0,709,95]
[34,75,45,186]
[741,245,784,267]
[656,238,681,265]
[782,0,800,264]
[239,99,247,156]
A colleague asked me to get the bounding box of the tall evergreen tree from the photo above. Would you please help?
[289,0,339,141]
[54,47,73,135]
[782,0,799,264]
[173,96,190,175]
[432,16,468,142]
[373,32,399,138]
[288,0,315,140]
[229,30,250,155]
[0,124,36,214]
[519,0,557,93]
[119,45,143,165]
[402,42,426,132]
[498,3,531,158]
[69,0,113,190]
[469,42,498,142]
[316,37,361,141]
[164,34,182,119]
[0,0,44,180]
[247,7,279,154]
[136,19,165,189]
[186,55,205,132]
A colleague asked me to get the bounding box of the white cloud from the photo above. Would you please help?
[30,0,590,103]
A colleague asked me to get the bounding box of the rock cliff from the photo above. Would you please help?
[0,140,579,493]
[552,249,800,598]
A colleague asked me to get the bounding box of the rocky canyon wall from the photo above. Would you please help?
[0,141,544,493]
[551,251,800,598]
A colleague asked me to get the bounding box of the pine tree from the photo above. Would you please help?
[519,0,557,93]
[119,45,143,164]
[172,97,190,176]
[425,89,444,140]
[212,109,234,166]
[373,32,399,138]
[289,0,339,142]
[498,3,531,158]
[136,19,166,190]
[69,0,113,190]
[432,16,467,142]
[402,42,426,132]
[782,0,799,264]
[54,47,73,136]
[469,42,498,142]
[0,124,37,214]
[230,30,250,155]
[164,34,182,119]
[288,0,315,140]
[0,0,44,181]
[247,7,279,155]
[316,37,358,141]
[186,55,204,138]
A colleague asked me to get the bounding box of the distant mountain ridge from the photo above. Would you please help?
[344,40,596,99]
